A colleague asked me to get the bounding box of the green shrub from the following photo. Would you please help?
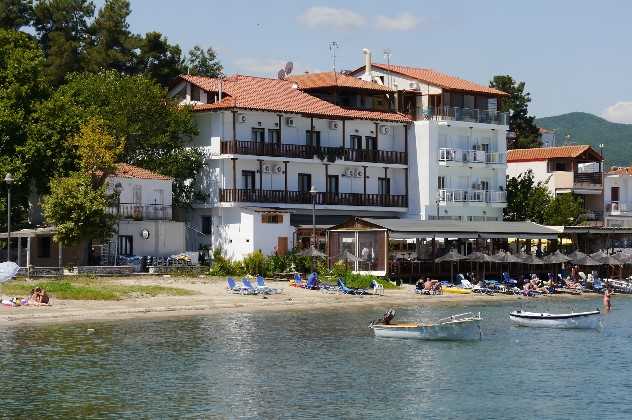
[342,272,396,289]
[242,250,269,276]
[209,248,244,276]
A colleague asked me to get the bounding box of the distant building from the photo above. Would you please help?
[507,145,604,224]
[604,166,632,227]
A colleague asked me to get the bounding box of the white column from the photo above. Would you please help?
[26,236,31,279]
[58,242,63,270]
[16,237,21,267]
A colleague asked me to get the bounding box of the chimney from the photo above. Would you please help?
[361,48,372,82]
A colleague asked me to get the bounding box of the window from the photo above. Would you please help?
[133,185,142,205]
[174,86,186,102]
[191,85,201,102]
[118,235,133,256]
[252,128,265,143]
[201,216,212,235]
[350,135,363,150]
[242,170,256,190]
[438,176,446,190]
[612,187,620,202]
[554,162,567,171]
[327,175,339,194]
[298,173,311,192]
[378,177,390,195]
[38,237,51,258]
[262,213,283,224]
[306,130,320,147]
[268,129,280,144]
[365,136,377,151]
[480,180,489,191]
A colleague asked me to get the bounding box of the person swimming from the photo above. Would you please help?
[603,286,613,312]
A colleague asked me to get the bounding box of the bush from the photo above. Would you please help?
[342,272,396,289]
[209,248,243,276]
[242,250,269,276]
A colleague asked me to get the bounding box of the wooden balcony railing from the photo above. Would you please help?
[220,140,407,165]
[574,172,602,185]
[220,189,407,207]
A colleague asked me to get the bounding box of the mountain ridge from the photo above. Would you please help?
[535,112,632,167]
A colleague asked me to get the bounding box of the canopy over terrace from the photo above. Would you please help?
[326,217,559,279]
[0,227,64,268]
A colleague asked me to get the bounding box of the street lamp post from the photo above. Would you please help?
[309,186,318,272]
[4,173,13,262]
[113,182,123,266]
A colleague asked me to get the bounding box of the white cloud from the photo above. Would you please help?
[375,13,419,31]
[602,101,632,124]
[298,6,366,30]
[234,58,287,75]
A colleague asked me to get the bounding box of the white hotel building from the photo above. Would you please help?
[170,51,509,259]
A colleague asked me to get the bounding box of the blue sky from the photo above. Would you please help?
[101,0,632,121]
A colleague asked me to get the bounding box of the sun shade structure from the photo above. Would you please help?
[572,255,601,266]
[465,252,496,263]
[434,249,467,263]
[520,254,545,265]
[298,247,327,258]
[566,250,587,261]
[492,251,523,264]
[542,250,572,264]
[341,250,361,263]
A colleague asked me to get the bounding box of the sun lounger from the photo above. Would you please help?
[304,273,319,290]
[337,278,367,295]
[241,278,260,295]
[502,272,517,287]
[256,275,281,294]
[371,279,384,295]
[291,273,303,288]
[227,277,248,294]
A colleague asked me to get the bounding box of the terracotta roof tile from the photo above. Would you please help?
[111,163,172,181]
[287,72,393,92]
[184,75,410,123]
[507,145,600,162]
[353,63,508,96]
[608,166,632,175]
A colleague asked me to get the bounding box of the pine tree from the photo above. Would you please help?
[186,45,223,77]
[136,31,184,86]
[0,0,33,29]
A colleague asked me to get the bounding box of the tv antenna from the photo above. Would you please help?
[329,41,340,104]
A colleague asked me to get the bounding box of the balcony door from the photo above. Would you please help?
[612,186,620,203]
[306,130,320,147]
[378,177,390,195]
[350,135,362,150]
[268,129,280,144]
[242,170,256,190]
[298,173,311,193]
[365,136,377,151]
[252,128,265,143]
[327,175,339,194]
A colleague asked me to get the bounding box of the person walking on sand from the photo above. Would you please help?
[603,286,613,312]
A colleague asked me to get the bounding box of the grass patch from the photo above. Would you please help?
[0,278,194,301]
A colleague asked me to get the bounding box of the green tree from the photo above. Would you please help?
[84,0,138,74]
[136,31,184,86]
[490,75,540,149]
[0,29,48,229]
[544,193,584,226]
[42,172,117,244]
[186,45,223,77]
[504,170,551,224]
[23,71,201,205]
[32,0,95,85]
[0,0,33,29]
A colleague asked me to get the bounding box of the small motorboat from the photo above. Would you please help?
[509,309,602,329]
[370,310,482,341]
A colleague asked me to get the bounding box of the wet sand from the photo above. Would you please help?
[0,276,605,326]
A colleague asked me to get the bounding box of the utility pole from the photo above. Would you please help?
[329,41,339,105]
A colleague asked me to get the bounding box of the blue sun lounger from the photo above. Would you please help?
[240,278,259,295]
[255,275,281,294]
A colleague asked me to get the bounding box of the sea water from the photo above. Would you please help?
[1,297,631,419]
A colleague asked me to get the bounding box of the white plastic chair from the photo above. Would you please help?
[371,279,384,296]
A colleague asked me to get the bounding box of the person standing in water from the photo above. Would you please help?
[603,286,613,312]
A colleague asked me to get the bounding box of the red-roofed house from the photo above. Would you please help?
[507,145,604,224]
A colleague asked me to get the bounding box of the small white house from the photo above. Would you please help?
[105,164,186,259]
[605,167,632,227]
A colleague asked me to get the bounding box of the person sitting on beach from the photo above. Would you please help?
[415,278,424,292]
[431,280,442,295]
[423,278,433,293]
[39,290,50,305]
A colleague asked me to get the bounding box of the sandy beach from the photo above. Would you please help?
[0,276,606,326]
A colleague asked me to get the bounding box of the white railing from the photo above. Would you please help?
[609,202,632,214]
[439,189,507,204]
[418,106,509,125]
[439,148,502,164]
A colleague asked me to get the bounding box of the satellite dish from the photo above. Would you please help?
[277,69,286,80]
[284,61,293,75]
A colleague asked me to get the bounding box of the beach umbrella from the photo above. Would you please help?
[466,252,495,282]
[521,254,544,265]
[542,250,572,264]
[0,262,20,283]
[572,255,601,266]
[341,250,361,263]
[567,250,586,260]
[492,251,523,281]
[435,249,467,283]
[590,250,609,261]
[299,247,327,258]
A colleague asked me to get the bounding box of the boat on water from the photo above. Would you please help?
[370,311,482,341]
[509,310,602,329]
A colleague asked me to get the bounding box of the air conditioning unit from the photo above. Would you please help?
[262,164,272,173]
[409,82,419,90]
[237,113,248,123]
[285,117,295,127]
[379,125,391,135]
[355,169,363,178]
[344,168,354,177]
[273,165,283,174]
[329,120,339,130]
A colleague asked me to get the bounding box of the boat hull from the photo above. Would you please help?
[372,319,481,341]
[509,311,601,329]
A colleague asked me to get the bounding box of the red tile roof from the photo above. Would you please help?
[180,74,410,123]
[507,145,601,162]
[287,72,393,92]
[111,163,172,181]
[353,63,508,96]
[608,166,632,175]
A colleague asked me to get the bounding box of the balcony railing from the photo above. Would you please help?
[108,203,172,220]
[221,140,407,165]
[574,172,602,185]
[418,106,509,125]
[608,202,632,214]
[439,189,507,204]
[220,189,407,207]
[438,148,505,164]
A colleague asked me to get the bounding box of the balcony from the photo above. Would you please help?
[574,172,602,185]
[438,148,505,165]
[108,203,172,221]
[607,202,632,215]
[220,140,407,165]
[220,189,407,208]
[418,106,509,125]
[550,171,602,194]
[439,189,506,204]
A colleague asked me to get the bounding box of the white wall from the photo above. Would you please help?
[507,161,550,192]
[107,176,173,206]
[118,220,185,256]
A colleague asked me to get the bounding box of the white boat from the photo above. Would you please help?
[509,310,602,329]
[370,312,482,341]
